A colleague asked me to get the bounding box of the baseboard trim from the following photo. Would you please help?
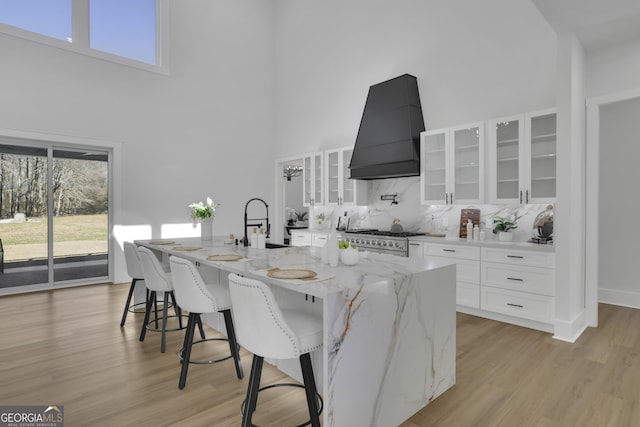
[599,288,640,309]
[553,310,587,343]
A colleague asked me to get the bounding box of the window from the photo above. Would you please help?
[0,0,167,73]
[89,0,156,64]
[0,0,71,41]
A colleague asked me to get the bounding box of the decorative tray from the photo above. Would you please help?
[267,268,317,280]
[149,240,175,245]
[172,246,202,252]
[207,254,244,262]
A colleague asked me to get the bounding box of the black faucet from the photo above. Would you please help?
[243,197,270,246]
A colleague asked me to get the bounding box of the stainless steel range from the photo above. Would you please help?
[340,229,423,257]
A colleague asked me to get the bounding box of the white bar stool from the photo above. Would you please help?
[137,246,185,353]
[228,273,323,427]
[169,256,244,389]
[120,242,146,327]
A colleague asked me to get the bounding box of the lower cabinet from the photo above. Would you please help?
[290,230,328,247]
[412,240,555,332]
[423,243,481,309]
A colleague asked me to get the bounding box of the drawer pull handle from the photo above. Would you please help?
[507,255,524,259]
[507,277,524,282]
[409,243,421,246]
[507,303,524,308]
[443,249,456,253]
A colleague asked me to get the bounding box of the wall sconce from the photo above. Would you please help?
[283,165,303,181]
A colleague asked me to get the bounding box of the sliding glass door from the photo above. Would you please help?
[52,149,109,283]
[0,143,109,291]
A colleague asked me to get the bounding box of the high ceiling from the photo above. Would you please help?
[532,0,640,50]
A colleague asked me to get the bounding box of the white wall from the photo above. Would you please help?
[272,0,558,158]
[0,1,275,282]
[598,97,640,307]
[587,37,640,97]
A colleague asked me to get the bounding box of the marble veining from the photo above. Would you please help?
[136,238,456,427]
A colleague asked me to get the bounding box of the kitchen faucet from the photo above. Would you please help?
[243,197,270,246]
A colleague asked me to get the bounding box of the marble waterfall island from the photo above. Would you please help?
[136,238,456,426]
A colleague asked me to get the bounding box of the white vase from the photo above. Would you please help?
[200,220,213,241]
[340,247,359,266]
[327,229,339,267]
[498,231,513,242]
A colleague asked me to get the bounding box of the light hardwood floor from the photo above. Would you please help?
[1,283,639,427]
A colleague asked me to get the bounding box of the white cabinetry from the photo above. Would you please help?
[290,231,311,247]
[290,230,328,248]
[325,146,366,206]
[423,243,481,309]
[303,152,323,207]
[420,122,484,205]
[487,109,556,204]
[480,247,555,324]
[411,239,556,332]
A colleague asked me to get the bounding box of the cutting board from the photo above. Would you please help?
[459,209,480,239]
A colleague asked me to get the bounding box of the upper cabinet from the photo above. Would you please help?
[420,122,485,205]
[325,146,366,206]
[487,109,556,204]
[303,152,323,206]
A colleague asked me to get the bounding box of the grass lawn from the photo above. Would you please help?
[0,214,107,261]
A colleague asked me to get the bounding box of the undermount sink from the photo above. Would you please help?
[265,243,289,249]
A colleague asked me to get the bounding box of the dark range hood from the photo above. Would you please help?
[349,74,425,180]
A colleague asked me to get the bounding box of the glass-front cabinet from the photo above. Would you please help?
[325,146,366,206]
[420,122,484,205]
[303,152,323,206]
[487,109,556,204]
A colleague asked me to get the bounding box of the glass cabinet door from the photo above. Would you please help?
[303,153,323,206]
[303,155,312,206]
[451,123,483,203]
[326,150,340,204]
[341,148,355,204]
[493,118,522,202]
[420,130,448,204]
[527,112,556,202]
[313,153,323,205]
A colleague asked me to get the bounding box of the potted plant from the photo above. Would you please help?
[189,197,219,241]
[295,210,308,225]
[492,216,518,242]
[338,240,359,265]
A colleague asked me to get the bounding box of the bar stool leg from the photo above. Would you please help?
[300,353,321,427]
[178,312,198,389]
[243,355,264,427]
[196,315,206,340]
[223,309,244,379]
[140,291,155,342]
[120,278,138,327]
[170,291,183,329]
[160,292,170,353]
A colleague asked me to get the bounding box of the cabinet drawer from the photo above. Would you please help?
[481,286,554,323]
[426,255,480,284]
[481,247,555,268]
[291,232,311,246]
[312,233,328,247]
[456,282,480,309]
[424,243,481,261]
[481,263,555,296]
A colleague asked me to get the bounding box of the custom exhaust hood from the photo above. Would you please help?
[349,74,425,180]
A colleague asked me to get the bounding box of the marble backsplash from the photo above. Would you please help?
[309,176,553,243]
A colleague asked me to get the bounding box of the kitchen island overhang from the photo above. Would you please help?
[135,238,456,427]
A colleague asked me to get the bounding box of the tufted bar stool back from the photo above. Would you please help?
[169,256,243,389]
[228,273,323,427]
